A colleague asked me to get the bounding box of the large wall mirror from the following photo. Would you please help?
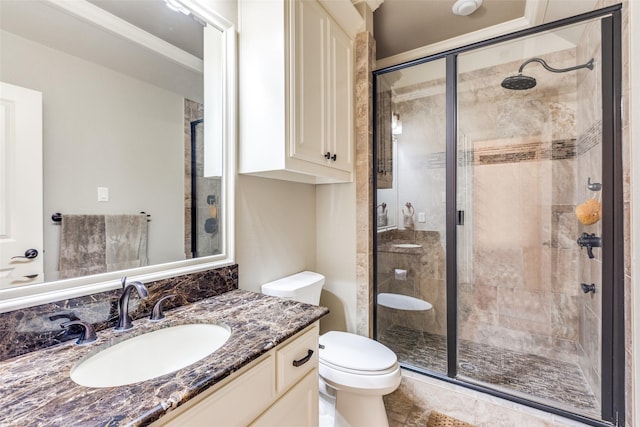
[0,0,236,311]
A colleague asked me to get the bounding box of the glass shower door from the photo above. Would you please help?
[455,18,603,418]
[375,58,449,376]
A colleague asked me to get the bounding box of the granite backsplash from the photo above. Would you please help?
[0,264,238,361]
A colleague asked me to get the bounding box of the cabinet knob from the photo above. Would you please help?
[324,152,337,161]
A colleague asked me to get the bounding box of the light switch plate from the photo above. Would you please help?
[97,187,109,202]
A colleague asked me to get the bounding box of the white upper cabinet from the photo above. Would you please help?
[239,0,356,184]
[326,17,353,173]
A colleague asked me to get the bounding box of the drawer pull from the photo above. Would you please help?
[292,349,314,367]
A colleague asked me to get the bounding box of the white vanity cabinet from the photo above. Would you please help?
[239,0,355,184]
[154,323,319,427]
[250,370,318,427]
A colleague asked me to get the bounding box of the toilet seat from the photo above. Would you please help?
[318,331,401,393]
[319,358,400,376]
[319,331,397,372]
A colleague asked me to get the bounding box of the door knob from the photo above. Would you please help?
[11,249,38,260]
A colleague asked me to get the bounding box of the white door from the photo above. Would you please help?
[0,82,44,287]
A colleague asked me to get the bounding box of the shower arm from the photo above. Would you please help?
[517,57,594,74]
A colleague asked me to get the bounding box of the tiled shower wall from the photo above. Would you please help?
[458,48,584,363]
[377,229,446,337]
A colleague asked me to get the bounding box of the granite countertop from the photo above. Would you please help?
[0,289,329,427]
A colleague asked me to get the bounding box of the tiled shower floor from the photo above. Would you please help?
[379,325,600,416]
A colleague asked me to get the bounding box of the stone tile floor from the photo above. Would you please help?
[380,325,600,422]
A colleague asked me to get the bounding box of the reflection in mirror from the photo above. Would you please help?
[0,0,235,309]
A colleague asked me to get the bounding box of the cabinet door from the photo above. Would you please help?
[250,369,319,427]
[326,19,353,173]
[158,355,276,426]
[291,0,328,167]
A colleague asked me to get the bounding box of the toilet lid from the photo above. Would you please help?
[319,331,397,372]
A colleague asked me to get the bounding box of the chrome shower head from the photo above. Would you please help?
[501,74,537,90]
[501,57,594,91]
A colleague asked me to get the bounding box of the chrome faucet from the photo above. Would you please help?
[115,277,149,331]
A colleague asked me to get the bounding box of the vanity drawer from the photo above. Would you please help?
[276,323,319,393]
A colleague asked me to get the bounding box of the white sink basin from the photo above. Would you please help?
[70,323,231,388]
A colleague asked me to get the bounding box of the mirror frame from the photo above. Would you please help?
[0,0,236,313]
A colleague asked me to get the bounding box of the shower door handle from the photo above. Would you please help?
[457,210,465,226]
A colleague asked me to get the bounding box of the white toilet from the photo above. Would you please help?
[262,271,402,427]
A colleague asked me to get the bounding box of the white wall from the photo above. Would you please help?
[0,30,185,281]
[316,183,358,334]
[236,175,317,292]
[235,174,357,336]
[206,0,238,25]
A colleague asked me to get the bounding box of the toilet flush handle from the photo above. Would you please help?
[293,349,314,367]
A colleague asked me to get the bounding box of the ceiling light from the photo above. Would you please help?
[452,0,483,16]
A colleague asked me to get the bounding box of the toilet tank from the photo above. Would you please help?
[261,271,325,305]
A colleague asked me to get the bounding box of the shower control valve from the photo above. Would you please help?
[580,283,596,294]
[577,232,601,259]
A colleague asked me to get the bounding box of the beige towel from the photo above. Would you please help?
[58,215,107,279]
[105,214,149,272]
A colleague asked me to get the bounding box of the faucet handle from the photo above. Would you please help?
[150,295,176,321]
[61,320,97,345]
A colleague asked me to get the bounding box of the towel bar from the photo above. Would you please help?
[51,212,151,222]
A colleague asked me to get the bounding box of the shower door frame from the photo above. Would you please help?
[372,4,624,426]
